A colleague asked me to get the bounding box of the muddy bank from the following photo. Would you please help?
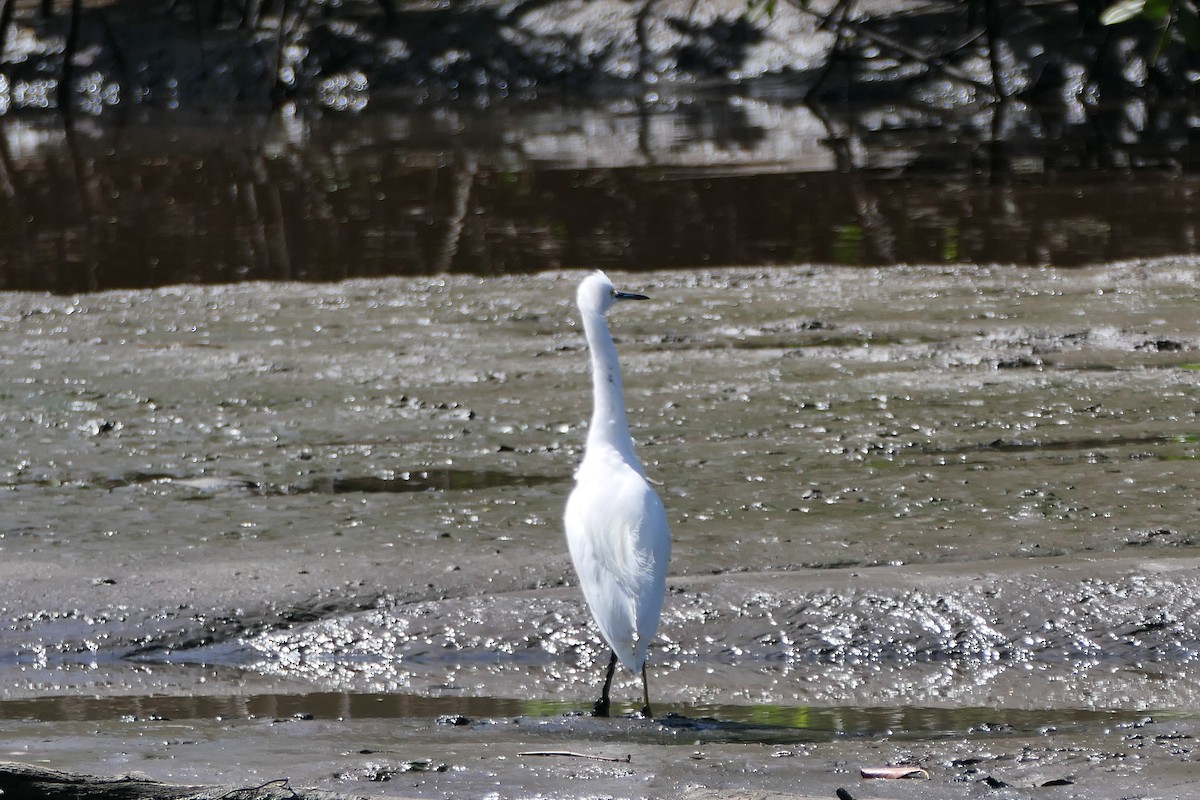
[2,262,1199,797]
[1,262,1196,679]
[3,262,1198,687]
[6,704,1200,798]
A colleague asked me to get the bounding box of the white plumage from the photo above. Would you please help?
[564,271,670,717]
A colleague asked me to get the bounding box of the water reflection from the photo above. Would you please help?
[0,96,1197,294]
[0,689,1145,740]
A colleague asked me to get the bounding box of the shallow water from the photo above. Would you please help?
[2,99,1200,294]
[2,262,1199,796]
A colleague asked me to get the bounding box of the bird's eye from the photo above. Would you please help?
[610,289,617,297]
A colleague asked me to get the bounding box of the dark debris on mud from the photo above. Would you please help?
[0,761,365,800]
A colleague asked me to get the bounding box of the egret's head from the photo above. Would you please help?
[576,270,649,316]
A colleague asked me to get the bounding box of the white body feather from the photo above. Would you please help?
[564,272,671,674]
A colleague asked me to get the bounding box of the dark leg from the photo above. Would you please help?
[591,651,618,717]
[639,662,653,719]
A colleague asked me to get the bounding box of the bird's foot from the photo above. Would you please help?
[591,698,611,718]
[638,704,653,720]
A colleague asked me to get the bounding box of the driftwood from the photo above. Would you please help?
[859,765,931,780]
[517,750,632,763]
[0,762,366,800]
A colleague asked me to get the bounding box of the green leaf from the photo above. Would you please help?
[1152,16,1174,60]
[1100,0,1147,24]
[744,0,777,24]
[1144,0,1172,20]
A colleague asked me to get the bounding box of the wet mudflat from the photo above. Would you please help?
[2,262,1199,797]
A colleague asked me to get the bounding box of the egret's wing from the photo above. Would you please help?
[630,486,670,651]
[565,460,670,672]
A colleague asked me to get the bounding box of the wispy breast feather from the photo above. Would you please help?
[565,465,668,655]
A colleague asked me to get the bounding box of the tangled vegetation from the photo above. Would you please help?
[0,0,1194,112]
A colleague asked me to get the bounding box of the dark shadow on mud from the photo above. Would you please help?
[940,434,1198,456]
[5,469,562,494]
[290,469,563,495]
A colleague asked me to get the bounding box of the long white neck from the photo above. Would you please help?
[582,309,640,466]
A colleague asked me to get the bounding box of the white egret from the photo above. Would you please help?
[564,271,670,718]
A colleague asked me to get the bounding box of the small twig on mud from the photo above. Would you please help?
[860,765,931,780]
[518,751,632,763]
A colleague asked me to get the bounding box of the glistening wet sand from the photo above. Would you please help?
[2,262,1199,797]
